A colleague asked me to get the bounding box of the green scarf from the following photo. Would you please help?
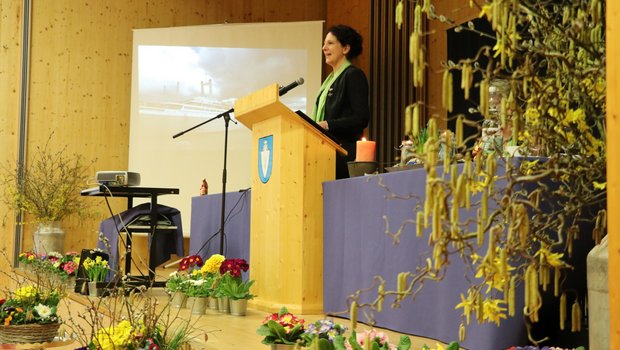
[312,60,351,122]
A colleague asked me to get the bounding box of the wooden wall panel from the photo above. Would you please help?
[326,0,370,76]
[427,2,478,129]
[3,0,326,257]
[0,1,22,266]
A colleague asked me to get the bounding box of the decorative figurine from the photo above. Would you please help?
[200,178,208,196]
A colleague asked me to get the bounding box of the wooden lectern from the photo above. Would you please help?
[235,84,346,314]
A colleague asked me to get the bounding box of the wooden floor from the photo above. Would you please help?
[62,288,448,350]
[54,261,451,350]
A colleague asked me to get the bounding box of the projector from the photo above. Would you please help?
[96,171,141,186]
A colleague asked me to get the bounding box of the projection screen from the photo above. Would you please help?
[129,21,324,236]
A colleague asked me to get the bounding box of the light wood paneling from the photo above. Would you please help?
[427,1,478,130]
[326,0,370,76]
[0,1,23,267]
[2,0,326,258]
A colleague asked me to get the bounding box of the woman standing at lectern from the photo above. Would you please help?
[312,24,370,179]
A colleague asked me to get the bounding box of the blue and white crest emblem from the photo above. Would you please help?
[258,135,273,184]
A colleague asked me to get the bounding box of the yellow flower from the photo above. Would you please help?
[94,320,134,350]
[482,298,507,325]
[395,1,404,30]
[475,249,514,293]
[479,4,492,20]
[593,181,606,190]
[535,245,568,268]
[470,253,481,264]
[201,254,225,274]
[455,292,474,325]
[519,159,540,176]
[525,106,541,127]
[14,285,37,301]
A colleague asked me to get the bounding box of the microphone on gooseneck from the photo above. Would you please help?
[279,77,305,96]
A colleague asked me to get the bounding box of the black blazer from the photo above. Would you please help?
[319,65,370,144]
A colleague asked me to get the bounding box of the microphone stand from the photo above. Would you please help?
[173,107,236,255]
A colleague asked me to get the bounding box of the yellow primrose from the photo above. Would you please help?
[13,285,37,301]
[94,320,134,350]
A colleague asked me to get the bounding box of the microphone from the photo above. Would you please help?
[279,77,305,96]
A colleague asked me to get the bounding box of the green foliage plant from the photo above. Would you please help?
[82,256,110,283]
[332,329,412,350]
[0,285,62,325]
[184,274,214,298]
[217,272,255,300]
[256,306,306,346]
[165,271,189,294]
[63,286,200,350]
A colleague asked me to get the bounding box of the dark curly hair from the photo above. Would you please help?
[327,25,363,60]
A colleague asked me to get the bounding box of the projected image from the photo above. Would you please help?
[129,22,323,235]
[138,46,308,121]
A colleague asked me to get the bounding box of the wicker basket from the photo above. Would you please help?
[0,322,60,344]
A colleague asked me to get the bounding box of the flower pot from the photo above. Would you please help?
[191,297,207,315]
[33,222,64,254]
[170,291,187,308]
[0,323,61,344]
[186,296,196,310]
[217,296,230,313]
[76,278,89,295]
[229,299,248,316]
[66,276,76,292]
[88,281,110,297]
[270,344,297,350]
[208,296,218,310]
